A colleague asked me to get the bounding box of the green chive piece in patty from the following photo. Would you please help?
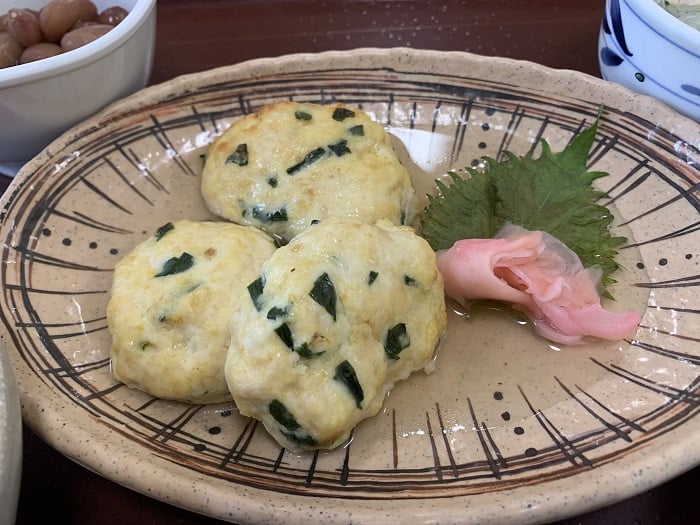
[275,322,294,349]
[294,342,324,359]
[332,107,355,121]
[247,276,265,311]
[404,275,418,286]
[269,399,300,431]
[154,222,174,241]
[384,323,410,360]
[269,399,317,447]
[154,252,194,277]
[348,124,364,136]
[334,360,364,409]
[267,306,288,320]
[327,139,351,157]
[252,206,288,222]
[309,272,337,321]
[226,143,248,166]
[286,146,326,174]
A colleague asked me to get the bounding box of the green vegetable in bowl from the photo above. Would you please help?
[655,0,700,30]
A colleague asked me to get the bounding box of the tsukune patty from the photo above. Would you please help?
[225,217,447,452]
[107,220,277,403]
[200,101,417,241]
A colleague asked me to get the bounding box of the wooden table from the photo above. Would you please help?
[10,1,700,524]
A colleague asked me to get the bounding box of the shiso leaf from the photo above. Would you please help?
[419,112,626,288]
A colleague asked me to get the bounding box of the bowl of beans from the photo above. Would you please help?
[0,0,155,168]
[598,0,700,122]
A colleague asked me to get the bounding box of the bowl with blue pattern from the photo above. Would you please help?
[599,0,700,122]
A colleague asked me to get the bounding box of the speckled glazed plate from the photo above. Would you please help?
[1,48,698,525]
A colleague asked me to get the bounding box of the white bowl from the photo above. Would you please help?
[0,0,156,164]
[598,0,700,122]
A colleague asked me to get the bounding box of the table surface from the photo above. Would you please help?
[8,0,700,524]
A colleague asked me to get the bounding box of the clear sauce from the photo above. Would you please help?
[386,303,649,446]
[382,128,651,436]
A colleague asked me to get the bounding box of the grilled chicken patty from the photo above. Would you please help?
[225,217,447,452]
[201,101,417,241]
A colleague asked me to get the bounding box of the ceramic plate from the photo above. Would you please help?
[0,48,698,525]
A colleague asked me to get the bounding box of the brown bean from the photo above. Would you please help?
[20,42,63,64]
[96,6,128,26]
[60,24,111,52]
[72,19,99,30]
[39,0,98,43]
[7,8,44,47]
[0,32,23,69]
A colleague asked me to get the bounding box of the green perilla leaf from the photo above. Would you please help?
[419,112,626,288]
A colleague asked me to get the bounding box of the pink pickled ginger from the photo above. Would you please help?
[436,224,640,345]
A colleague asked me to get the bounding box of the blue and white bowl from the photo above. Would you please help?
[599,0,700,122]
